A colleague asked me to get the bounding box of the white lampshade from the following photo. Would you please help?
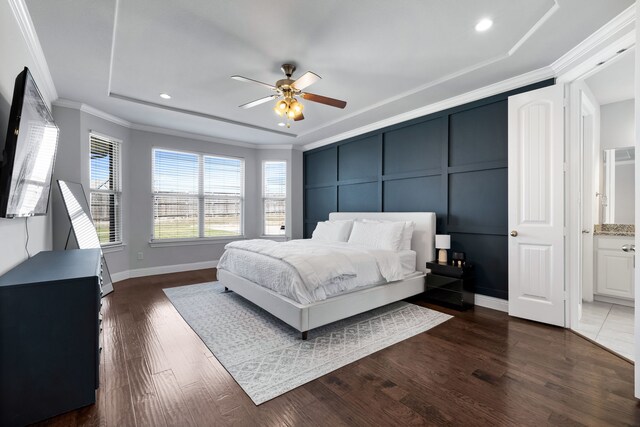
[435,234,450,250]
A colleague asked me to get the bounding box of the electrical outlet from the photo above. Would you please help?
[137,251,144,260]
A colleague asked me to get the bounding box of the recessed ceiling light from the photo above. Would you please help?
[277,122,286,127]
[475,18,493,32]
[159,93,171,99]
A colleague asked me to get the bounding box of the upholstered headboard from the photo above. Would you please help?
[328,212,436,274]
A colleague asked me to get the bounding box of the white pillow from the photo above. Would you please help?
[361,219,415,250]
[400,221,415,250]
[311,220,353,242]
[348,220,405,251]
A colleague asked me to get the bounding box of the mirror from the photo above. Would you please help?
[602,146,635,224]
[57,180,114,295]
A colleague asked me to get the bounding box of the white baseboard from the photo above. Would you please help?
[594,294,634,308]
[110,260,219,283]
[474,294,509,312]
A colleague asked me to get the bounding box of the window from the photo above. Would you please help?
[262,160,286,236]
[153,148,244,240]
[89,133,122,246]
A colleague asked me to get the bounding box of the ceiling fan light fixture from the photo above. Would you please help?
[290,99,303,113]
[234,63,346,125]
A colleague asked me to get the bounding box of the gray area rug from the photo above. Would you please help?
[163,282,452,404]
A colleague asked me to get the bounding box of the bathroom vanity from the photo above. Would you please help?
[594,225,634,304]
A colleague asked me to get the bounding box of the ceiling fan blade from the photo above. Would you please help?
[291,71,321,91]
[294,113,305,121]
[301,92,347,109]
[231,75,276,90]
[239,94,279,109]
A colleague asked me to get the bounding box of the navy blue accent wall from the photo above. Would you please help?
[303,79,555,300]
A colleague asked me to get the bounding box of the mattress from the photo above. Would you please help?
[218,241,417,304]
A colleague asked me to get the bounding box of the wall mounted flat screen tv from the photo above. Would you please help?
[0,67,59,218]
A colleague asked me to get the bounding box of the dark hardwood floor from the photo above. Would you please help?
[36,269,640,426]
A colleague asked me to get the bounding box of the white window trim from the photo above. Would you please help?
[261,159,287,237]
[148,236,245,247]
[151,147,245,241]
[102,243,126,253]
[89,131,123,247]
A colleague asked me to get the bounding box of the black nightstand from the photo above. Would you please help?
[425,261,475,310]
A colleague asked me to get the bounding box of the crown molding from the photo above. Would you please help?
[129,123,258,149]
[82,102,133,128]
[255,144,295,150]
[8,0,58,104]
[551,5,635,77]
[52,98,81,110]
[555,30,635,83]
[130,124,296,150]
[302,66,554,151]
[53,98,297,150]
[53,98,132,128]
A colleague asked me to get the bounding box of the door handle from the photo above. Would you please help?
[582,229,590,234]
[622,244,635,253]
[510,230,518,237]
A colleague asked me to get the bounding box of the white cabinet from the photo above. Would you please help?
[595,235,634,300]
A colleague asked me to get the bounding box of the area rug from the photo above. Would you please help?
[163,282,451,404]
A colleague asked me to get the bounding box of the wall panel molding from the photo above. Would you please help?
[304,79,555,300]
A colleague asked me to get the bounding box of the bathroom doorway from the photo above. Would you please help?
[572,49,635,361]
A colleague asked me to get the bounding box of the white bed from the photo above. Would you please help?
[217,212,436,339]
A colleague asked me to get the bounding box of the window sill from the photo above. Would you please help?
[260,235,288,242]
[148,236,246,248]
[101,243,126,254]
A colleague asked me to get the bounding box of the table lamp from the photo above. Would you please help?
[435,234,450,264]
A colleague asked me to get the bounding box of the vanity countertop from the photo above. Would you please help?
[593,224,635,237]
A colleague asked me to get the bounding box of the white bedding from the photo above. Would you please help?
[218,239,411,304]
[398,250,417,276]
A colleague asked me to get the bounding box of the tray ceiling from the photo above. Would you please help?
[25,0,634,146]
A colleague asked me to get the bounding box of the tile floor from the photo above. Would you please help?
[574,301,635,360]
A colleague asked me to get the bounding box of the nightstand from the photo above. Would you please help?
[425,261,475,310]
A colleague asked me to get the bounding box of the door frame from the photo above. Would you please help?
[566,80,599,330]
[560,37,635,330]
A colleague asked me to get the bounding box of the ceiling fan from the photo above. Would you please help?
[231,64,347,126]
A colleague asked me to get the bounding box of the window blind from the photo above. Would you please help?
[263,161,286,236]
[152,148,244,240]
[89,133,122,245]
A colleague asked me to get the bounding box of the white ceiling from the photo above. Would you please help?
[25,0,634,147]
[585,49,635,105]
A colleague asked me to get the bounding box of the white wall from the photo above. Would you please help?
[0,1,54,275]
[601,99,635,149]
[51,106,132,274]
[128,129,259,271]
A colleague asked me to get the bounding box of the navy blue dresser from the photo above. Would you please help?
[0,249,102,426]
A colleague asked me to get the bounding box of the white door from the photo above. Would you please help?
[508,85,565,327]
